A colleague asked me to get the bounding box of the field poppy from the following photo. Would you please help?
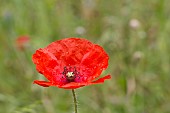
[16,35,30,50]
[32,38,111,89]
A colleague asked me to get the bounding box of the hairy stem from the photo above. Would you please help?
[72,89,78,113]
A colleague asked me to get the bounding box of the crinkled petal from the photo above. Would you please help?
[81,44,109,70]
[45,38,94,66]
[32,49,59,81]
[80,44,109,81]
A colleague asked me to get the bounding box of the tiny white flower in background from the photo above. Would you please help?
[75,26,86,35]
[133,51,144,61]
[129,19,140,29]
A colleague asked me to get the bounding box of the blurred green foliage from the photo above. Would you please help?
[0,0,170,113]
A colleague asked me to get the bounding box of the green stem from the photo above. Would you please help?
[72,89,78,113]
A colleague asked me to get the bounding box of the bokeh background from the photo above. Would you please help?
[0,0,170,113]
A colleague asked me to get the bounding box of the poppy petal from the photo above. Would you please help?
[80,44,109,80]
[91,75,111,84]
[32,49,59,81]
[44,38,94,66]
[33,80,53,87]
[59,82,86,89]
[81,44,109,70]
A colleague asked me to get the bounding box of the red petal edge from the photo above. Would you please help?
[92,75,111,84]
[33,80,53,87]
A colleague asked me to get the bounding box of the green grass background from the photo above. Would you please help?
[0,0,170,113]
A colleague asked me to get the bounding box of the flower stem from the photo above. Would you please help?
[72,89,78,113]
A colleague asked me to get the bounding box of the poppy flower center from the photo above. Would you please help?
[66,72,75,81]
[62,66,79,82]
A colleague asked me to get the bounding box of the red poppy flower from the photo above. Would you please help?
[32,38,111,89]
[16,35,30,50]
